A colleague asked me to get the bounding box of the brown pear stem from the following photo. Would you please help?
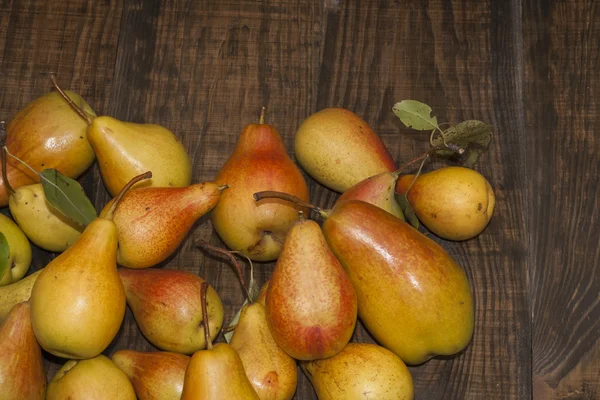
[392,151,431,178]
[253,191,330,218]
[196,240,252,303]
[404,154,429,196]
[49,73,94,125]
[259,107,266,124]
[217,184,229,192]
[1,146,15,195]
[200,282,213,350]
[102,171,152,220]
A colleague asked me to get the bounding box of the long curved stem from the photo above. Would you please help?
[196,240,252,303]
[49,73,93,125]
[200,282,213,350]
[3,146,40,179]
[101,171,152,220]
[392,151,431,178]
[1,147,15,195]
[253,191,330,217]
[404,154,429,196]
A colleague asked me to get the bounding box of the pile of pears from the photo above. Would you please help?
[0,78,496,400]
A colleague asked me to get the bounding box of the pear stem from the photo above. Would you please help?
[259,107,266,124]
[102,171,152,220]
[217,184,229,193]
[392,151,431,178]
[404,154,429,196]
[196,240,252,304]
[3,146,40,179]
[200,282,213,350]
[49,73,94,125]
[1,146,15,195]
[253,191,330,218]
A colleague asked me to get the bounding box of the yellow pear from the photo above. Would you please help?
[294,108,396,192]
[9,183,83,252]
[181,282,260,399]
[0,213,32,286]
[47,355,136,400]
[88,117,192,196]
[230,302,298,400]
[51,79,191,196]
[396,166,495,240]
[29,172,151,359]
[0,269,41,321]
[300,343,414,399]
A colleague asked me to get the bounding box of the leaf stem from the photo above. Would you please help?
[49,73,94,125]
[102,171,152,220]
[253,191,329,218]
[200,282,213,350]
[196,240,252,303]
[3,146,40,179]
[1,147,15,195]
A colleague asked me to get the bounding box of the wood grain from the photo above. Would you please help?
[0,0,598,398]
[524,1,600,399]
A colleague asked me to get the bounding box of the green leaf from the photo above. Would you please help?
[393,100,440,131]
[396,194,419,229]
[431,120,492,167]
[39,169,97,227]
[0,232,9,281]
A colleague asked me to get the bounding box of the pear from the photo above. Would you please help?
[0,302,46,400]
[112,350,190,400]
[300,343,414,400]
[0,87,96,206]
[118,267,224,354]
[100,182,226,269]
[336,168,405,221]
[0,269,41,321]
[8,183,83,252]
[396,166,496,240]
[266,215,357,361]
[181,282,260,399]
[47,355,136,400]
[294,108,396,192]
[0,213,32,286]
[211,109,310,261]
[29,172,151,359]
[254,192,474,365]
[51,78,191,196]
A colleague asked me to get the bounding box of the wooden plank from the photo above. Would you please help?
[524,1,600,398]
[105,1,323,398]
[314,0,530,398]
[0,0,124,378]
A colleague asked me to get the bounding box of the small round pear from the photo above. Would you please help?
[396,166,495,240]
[0,213,32,286]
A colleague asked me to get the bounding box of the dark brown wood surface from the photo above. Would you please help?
[0,0,597,399]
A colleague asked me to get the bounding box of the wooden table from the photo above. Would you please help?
[1,1,598,399]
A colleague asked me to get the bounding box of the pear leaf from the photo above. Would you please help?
[431,120,492,167]
[0,232,9,281]
[393,100,440,131]
[396,194,419,229]
[39,169,97,227]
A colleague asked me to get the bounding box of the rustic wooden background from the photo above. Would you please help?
[1,0,598,399]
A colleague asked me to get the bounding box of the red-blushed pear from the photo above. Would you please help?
[101,182,227,269]
[198,243,297,400]
[46,355,135,400]
[30,172,151,359]
[112,350,190,400]
[336,168,405,221]
[0,302,46,400]
[118,268,224,354]
[254,192,474,366]
[294,107,396,192]
[300,343,414,400]
[396,166,496,240]
[181,282,260,399]
[265,214,357,361]
[211,108,309,262]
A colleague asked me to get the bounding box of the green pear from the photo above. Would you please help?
[47,355,136,400]
[0,213,32,286]
[301,343,413,399]
[294,108,396,192]
[0,270,41,321]
[396,166,495,240]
